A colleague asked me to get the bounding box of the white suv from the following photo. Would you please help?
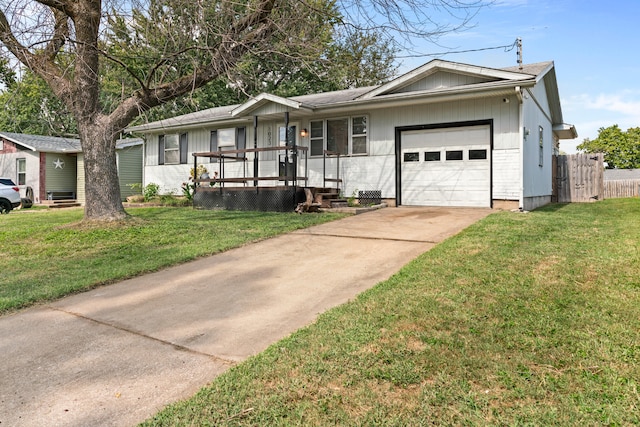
[0,177,22,214]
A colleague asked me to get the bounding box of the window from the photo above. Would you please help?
[351,116,367,154]
[158,133,188,165]
[538,126,544,167]
[469,149,487,160]
[210,127,247,160]
[162,134,178,164]
[310,121,324,156]
[217,128,235,148]
[425,151,441,161]
[446,150,463,161]
[278,125,296,147]
[17,158,26,185]
[310,115,368,156]
[403,152,419,162]
[327,118,349,155]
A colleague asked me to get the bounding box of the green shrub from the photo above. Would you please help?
[143,183,160,201]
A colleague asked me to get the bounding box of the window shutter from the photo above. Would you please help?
[236,127,246,158]
[158,135,165,165]
[210,131,218,164]
[210,130,218,151]
[179,133,188,164]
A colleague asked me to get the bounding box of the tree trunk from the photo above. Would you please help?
[79,118,127,221]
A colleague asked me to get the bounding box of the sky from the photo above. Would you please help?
[394,0,640,153]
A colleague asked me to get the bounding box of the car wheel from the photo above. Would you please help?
[0,199,11,214]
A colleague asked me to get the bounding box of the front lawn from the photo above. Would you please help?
[0,208,347,314]
[142,199,640,426]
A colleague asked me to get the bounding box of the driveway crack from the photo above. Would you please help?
[292,231,438,244]
[47,306,237,366]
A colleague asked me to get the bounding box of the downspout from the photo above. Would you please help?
[516,85,525,210]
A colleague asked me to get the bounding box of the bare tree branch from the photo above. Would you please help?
[43,8,68,60]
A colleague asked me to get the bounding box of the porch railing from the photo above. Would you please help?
[192,145,308,189]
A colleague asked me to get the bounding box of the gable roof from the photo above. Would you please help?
[356,60,543,100]
[126,59,573,137]
[0,132,81,153]
[0,132,142,152]
[231,93,314,117]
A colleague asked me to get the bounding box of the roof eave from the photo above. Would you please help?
[231,93,314,117]
[127,79,538,133]
[127,117,252,134]
[0,133,37,151]
[324,79,537,113]
[553,123,578,140]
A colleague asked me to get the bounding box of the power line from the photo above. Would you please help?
[396,39,519,59]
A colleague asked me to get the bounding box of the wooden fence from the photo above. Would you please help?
[554,153,604,203]
[554,153,639,202]
[604,180,640,199]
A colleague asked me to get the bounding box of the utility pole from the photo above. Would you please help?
[517,38,523,70]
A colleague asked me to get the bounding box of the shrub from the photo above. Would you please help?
[144,183,160,201]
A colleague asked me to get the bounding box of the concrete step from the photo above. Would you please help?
[329,199,348,208]
[43,200,81,209]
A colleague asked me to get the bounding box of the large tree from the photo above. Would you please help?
[578,125,640,169]
[0,0,484,221]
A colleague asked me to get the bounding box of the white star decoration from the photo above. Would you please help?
[53,158,65,169]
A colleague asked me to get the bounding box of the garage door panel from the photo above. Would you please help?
[403,189,489,207]
[401,125,490,207]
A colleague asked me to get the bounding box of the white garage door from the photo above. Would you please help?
[401,125,491,207]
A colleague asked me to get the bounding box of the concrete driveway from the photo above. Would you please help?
[0,206,491,426]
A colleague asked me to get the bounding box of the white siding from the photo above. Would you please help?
[145,164,190,194]
[395,71,494,93]
[0,150,41,201]
[522,80,554,201]
[306,155,396,197]
[493,149,520,200]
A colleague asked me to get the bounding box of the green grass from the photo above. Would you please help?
[0,207,347,314]
[140,199,640,426]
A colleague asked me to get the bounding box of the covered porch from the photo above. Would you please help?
[192,109,344,212]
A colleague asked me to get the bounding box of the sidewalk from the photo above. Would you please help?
[0,207,491,426]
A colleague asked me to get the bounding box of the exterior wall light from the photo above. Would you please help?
[300,128,308,138]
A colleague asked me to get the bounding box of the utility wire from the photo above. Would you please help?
[396,39,519,59]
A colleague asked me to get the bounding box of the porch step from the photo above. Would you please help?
[315,193,342,208]
[305,186,339,208]
[42,199,81,209]
[48,203,81,209]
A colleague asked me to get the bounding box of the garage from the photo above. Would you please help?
[399,124,491,207]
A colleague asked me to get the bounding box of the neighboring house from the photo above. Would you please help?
[0,133,143,204]
[127,59,577,211]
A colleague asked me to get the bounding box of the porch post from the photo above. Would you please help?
[284,111,289,187]
[193,153,198,192]
[253,115,258,187]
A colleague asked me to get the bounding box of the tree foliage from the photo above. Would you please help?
[0,68,77,135]
[577,125,640,169]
